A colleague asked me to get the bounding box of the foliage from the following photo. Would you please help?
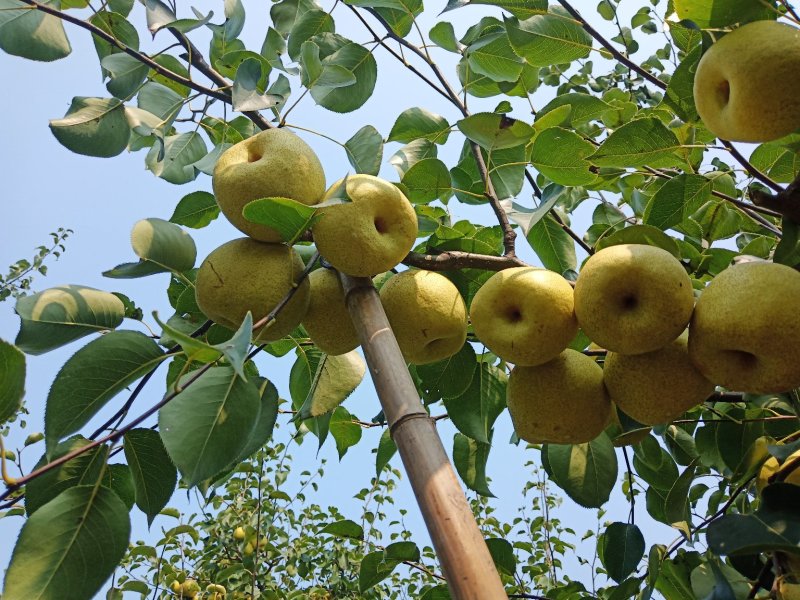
[0,227,71,302]
[0,0,800,598]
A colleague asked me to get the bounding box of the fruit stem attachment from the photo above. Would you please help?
[339,273,506,600]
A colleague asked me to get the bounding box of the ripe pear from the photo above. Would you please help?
[756,449,800,493]
[213,129,326,242]
[301,268,360,355]
[574,244,694,354]
[180,580,201,598]
[603,331,715,426]
[379,269,467,365]
[195,238,310,342]
[507,349,611,445]
[312,175,418,276]
[470,267,578,366]
[688,261,800,394]
[233,526,246,541]
[693,20,800,143]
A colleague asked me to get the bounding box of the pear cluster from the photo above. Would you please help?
[494,244,800,446]
[197,129,421,354]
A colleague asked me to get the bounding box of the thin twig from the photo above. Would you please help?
[722,140,782,193]
[403,250,527,271]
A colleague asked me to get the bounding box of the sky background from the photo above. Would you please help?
[0,1,688,596]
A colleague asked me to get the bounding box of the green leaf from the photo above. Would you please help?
[402,158,453,204]
[662,45,700,122]
[329,406,363,458]
[306,34,377,113]
[376,427,397,476]
[0,338,25,424]
[643,174,712,231]
[453,433,493,497]
[416,343,477,402]
[297,351,366,419]
[359,550,401,592]
[89,11,139,74]
[543,433,618,508]
[124,428,176,525]
[108,218,197,281]
[345,124,383,176]
[170,191,220,229]
[158,366,261,486]
[45,330,166,452]
[594,224,680,257]
[136,81,183,124]
[501,183,564,235]
[321,518,364,540]
[0,0,71,61]
[102,464,135,510]
[3,486,131,600]
[387,107,451,145]
[505,10,592,67]
[664,461,697,536]
[145,131,208,184]
[673,0,775,27]
[526,213,576,274]
[26,437,108,515]
[429,21,461,52]
[589,118,683,168]
[599,522,645,583]
[538,93,612,128]
[486,538,515,576]
[466,30,524,83]
[231,58,281,111]
[708,484,800,556]
[530,127,596,185]
[49,97,130,157]
[15,285,125,355]
[288,7,335,59]
[242,196,318,244]
[390,139,438,178]
[443,364,506,444]
[232,378,279,463]
[633,435,680,492]
[100,53,148,100]
[457,112,534,150]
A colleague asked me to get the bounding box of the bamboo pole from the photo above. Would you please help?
[339,273,507,600]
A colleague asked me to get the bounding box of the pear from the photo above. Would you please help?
[688,261,800,394]
[470,267,578,366]
[233,526,246,541]
[574,244,694,354]
[379,269,467,365]
[603,331,715,426]
[756,449,800,493]
[507,349,611,445]
[694,20,800,143]
[212,129,326,242]
[312,175,418,276]
[302,268,359,355]
[195,238,310,342]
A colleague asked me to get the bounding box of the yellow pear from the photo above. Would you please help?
[212,129,326,242]
[312,175,418,276]
[195,238,310,342]
[756,449,800,493]
[507,349,611,445]
[603,331,715,426]
[379,269,467,365]
[693,20,800,143]
[470,267,578,366]
[574,244,694,354]
[301,268,359,355]
[688,261,800,394]
[233,526,246,541]
[180,580,201,598]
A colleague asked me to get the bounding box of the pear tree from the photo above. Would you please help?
[2,0,800,598]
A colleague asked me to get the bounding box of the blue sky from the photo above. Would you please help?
[0,1,683,595]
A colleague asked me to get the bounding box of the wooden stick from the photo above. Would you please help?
[339,273,506,599]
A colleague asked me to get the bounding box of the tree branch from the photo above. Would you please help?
[403,250,527,271]
[750,170,800,224]
[19,0,230,103]
[722,140,782,193]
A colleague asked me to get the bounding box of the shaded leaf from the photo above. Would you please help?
[124,428,177,525]
[453,433,493,497]
[243,196,319,244]
[0,0,71,61]
[345,124,383,175]
[599,522,645,583]
[0,338,25,424]
[170,191,220,229]
[543,433,617,508]
[49,97,130,157]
